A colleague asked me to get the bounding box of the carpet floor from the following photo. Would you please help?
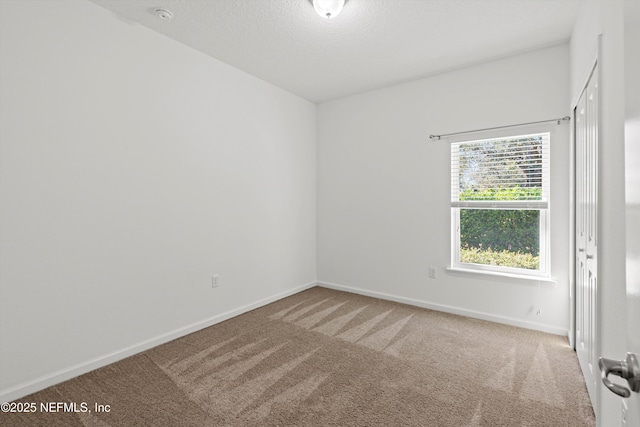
[2,287,595,426]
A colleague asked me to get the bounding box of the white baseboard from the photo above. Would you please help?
[0,281,316,403]
[317,281,568,337]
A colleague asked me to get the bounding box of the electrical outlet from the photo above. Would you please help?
[211,275,220,288]
[428,267,437,279]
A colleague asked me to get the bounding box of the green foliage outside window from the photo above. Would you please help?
[459,187,541,269]
[459,247,540,270]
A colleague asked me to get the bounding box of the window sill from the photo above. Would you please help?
[446,266,557,284]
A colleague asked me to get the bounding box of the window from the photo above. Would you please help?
[451,132,550,277]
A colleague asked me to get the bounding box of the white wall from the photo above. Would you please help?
[317,44,571,335]
[0,0,316,400]
[570,1,629,425]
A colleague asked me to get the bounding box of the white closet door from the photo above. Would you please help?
[575,64,599,412]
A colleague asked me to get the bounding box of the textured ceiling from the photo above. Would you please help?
[89,0,579,103]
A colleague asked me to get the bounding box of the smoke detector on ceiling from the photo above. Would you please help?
[154,8,173,21]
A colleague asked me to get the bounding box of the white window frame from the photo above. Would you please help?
[450,131,551,278]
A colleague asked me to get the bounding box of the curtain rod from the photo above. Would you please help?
[429,116,571,140]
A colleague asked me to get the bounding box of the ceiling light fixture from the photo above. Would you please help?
[311,0,345,19]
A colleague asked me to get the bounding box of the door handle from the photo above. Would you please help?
[598,353,640,398]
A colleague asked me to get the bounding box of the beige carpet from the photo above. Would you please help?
[2,287,594,426]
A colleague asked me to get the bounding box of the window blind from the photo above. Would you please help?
[451,133,550,209]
